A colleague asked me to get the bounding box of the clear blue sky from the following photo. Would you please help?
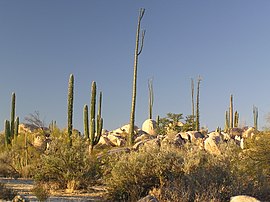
[1,0,270,132]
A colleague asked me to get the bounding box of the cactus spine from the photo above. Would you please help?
[253,105,258,130]
[148,78,154,119]
[89,81,103,153]
[10,92,16,139]
[5,120,11,146]
[234,111,239,128]
[229,94,233,129]
[67,74,74,146]
[129,8,146,146]
[195,76,201,131]
[84,104,89,139]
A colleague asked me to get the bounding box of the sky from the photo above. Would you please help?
[1,0,270,132]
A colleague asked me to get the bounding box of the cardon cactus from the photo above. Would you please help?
[83,104,89,139]
[10,92,16,139]
[67,74,74,146]
[5,120,11,146]
[89,81,103,153]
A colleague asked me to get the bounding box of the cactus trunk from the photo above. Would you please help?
[5,120,11,146]
[191,78,195,130]
[253,105,258,130]
[195,76,201,131]
[129,8,145,146]
[229,94,233,129]
[84,105,89,139]
[14,116,19,137]
[89,81,103,153]
[67,74,74,146]
[148,78,153,119]
[10,92,16,139]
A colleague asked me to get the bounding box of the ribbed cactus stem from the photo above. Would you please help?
[14,116,19,137]
[229,94,233,129]
[84,105,89,139]
[156,115,160,127]
[148,78,153,119]
[225,111,229,132]
[10,92,16,139]
[67,74,74,146]
[129,8,145,146]
[5,120,11,146]
[191,78,195,130]
[89,81,103,153]
[234,111,239,128]
[253,105,258,130]
[195,76,201,131]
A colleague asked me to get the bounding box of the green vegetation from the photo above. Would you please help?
[148,78,154,119]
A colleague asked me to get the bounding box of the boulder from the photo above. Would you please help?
[242,127,255,138]
[161,133,185,148]
[230,195,260,202]
[207,132,222,144]
[111,124,139,138]
[12,195,28,202]
[204,137,221,155]
[142,119,157,136]
[107,134,126,146]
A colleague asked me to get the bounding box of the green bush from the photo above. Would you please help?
[34,133,101,191]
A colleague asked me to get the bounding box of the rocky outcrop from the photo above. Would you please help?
[137,195,159,202]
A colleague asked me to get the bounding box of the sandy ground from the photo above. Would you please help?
[0,178,106,201]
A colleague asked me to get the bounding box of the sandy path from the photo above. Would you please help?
[0,178,106,201]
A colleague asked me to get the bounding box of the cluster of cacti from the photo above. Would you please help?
[253,105,258,130]
[67,74,74,146]
[148,78,154,119]
[129,8,146,146]
[84,81,103,153]
[4,92,19,146]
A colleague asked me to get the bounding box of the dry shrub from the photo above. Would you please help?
[103,141,270,202]
[31,183,50,202]
[0,182,17,200]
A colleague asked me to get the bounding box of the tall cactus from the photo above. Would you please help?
[67,74,74,146]
[191,78,195,130]
[253,105,258,130]
[89,81,103,153]
[10,92,16,139]
[148,78,154,119]
[195,76,202,131]
[224,110,229,132]
[83,104,89,139]
[4,120,11,146]
[14,116,19,137]
[229,94,234,129]
[129,8,146,146]
[234,111,239,128]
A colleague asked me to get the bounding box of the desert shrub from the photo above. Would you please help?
[0,182,17,200]
[34,133,101,191]
[104,141,269,202]
[31,183,50,202]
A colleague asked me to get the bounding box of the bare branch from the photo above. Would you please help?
[138,29,146,55]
